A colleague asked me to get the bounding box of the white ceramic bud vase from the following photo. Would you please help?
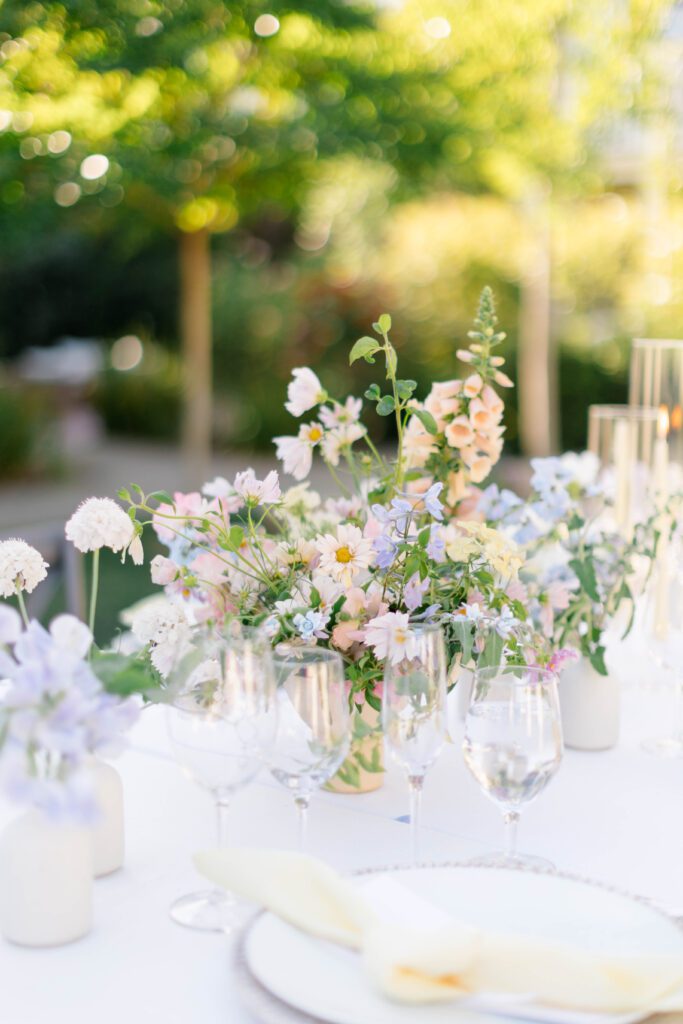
[0,811,93,946]
[558,657,620,751]
[89,758,124,877]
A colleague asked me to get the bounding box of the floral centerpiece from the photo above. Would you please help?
[117,291,548,789]
[478,451,658,677]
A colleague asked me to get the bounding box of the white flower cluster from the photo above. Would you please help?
[0,539,48,598]
[66,497,143,563]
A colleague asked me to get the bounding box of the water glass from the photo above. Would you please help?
[463,664,563,868]
[165,627,276,931]
[382,623,447,863]
[269,646,350,848]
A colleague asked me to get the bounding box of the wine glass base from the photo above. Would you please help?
[169,889,246,933]
[467,852,556,871]
[641,737,683,758]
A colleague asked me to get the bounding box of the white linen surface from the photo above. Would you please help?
[0,688,681,1024]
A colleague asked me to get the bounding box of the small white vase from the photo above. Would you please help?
[558,657,620,751]
[0,810,93,947]
[89,758,124,877]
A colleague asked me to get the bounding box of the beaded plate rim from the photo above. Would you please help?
[232,858,683,1024]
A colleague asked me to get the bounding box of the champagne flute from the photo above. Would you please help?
[269,646,350,849]
[382,622,447,864]
[165,627,276,932]
[640,559,683,757]
[463,664,563,868]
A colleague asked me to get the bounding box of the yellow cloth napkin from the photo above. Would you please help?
[195,848,683,1015]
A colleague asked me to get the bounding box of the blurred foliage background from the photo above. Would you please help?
[0,0,682,483]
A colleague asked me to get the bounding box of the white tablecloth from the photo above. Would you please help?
[1,690,682,1024]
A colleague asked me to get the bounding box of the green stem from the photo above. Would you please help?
[15,587,30,629]
[89,549,100,642]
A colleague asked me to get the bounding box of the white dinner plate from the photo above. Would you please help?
[241,862,683,1024]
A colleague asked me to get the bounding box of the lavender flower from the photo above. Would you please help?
[0,616,139,822]
[404,573,430,612]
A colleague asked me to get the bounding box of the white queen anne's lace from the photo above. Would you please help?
[65,497,135,554]
[0,539,48,598]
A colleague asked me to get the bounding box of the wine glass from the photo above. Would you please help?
[269,646,350,849]
[165,627,276,932]
[640,557,683,757]
[463,664,563,868]
[382,623,447,863]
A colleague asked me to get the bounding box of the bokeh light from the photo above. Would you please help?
[254,14,280,37]
[111,335,144,371]
[80,155,109,180]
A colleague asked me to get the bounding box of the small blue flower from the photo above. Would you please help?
[373,533,399,569]
[421,482,444,521]
[492,604,518,639]
[293,610,329,641]
[426,524,446,564]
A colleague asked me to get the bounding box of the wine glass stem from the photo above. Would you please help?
[215,796,231,848]
[503,809,520,861]
[408,775,424,865]
[295,795,310,851]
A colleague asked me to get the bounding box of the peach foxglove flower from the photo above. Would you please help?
[481,384,504,416]
[0,539,48,598]
[456,348,475,364]
[469,398,496,432]
[463,373,483,398]
[285,367,326,417]
[445,415,475,449]
[493,370,514,388]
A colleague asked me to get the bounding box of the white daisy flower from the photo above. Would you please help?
[233,469,281,506]
[65,497,135,556]
[0,539,48,598]
[321,422,366,467]
[284,367,326,417]
[273,422,324,481]
[363,611,417,665]
[315,524,374,586]
[319,396,362,429]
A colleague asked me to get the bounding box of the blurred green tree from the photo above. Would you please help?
[0,0,670,468]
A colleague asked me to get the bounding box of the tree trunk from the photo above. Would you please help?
[518,192,558,457]
[179,228,212,487]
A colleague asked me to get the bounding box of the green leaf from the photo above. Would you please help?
[148,490,173,505]
[378,312,392,333]
[376,395,396,416]
[589,646,608,676]
[365,689,382,713]
[418,526,431,548]
[349,336,380,365]
[478,629,505,671]
[411,407,439,435]
[226,525,245,551]
[396,379,417,400]
[451,618,474,666]
[309,587,321,608]
[385,343,397,379]
[117,488,132,502]
[364,383,381,402]
[568,558,600,602]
